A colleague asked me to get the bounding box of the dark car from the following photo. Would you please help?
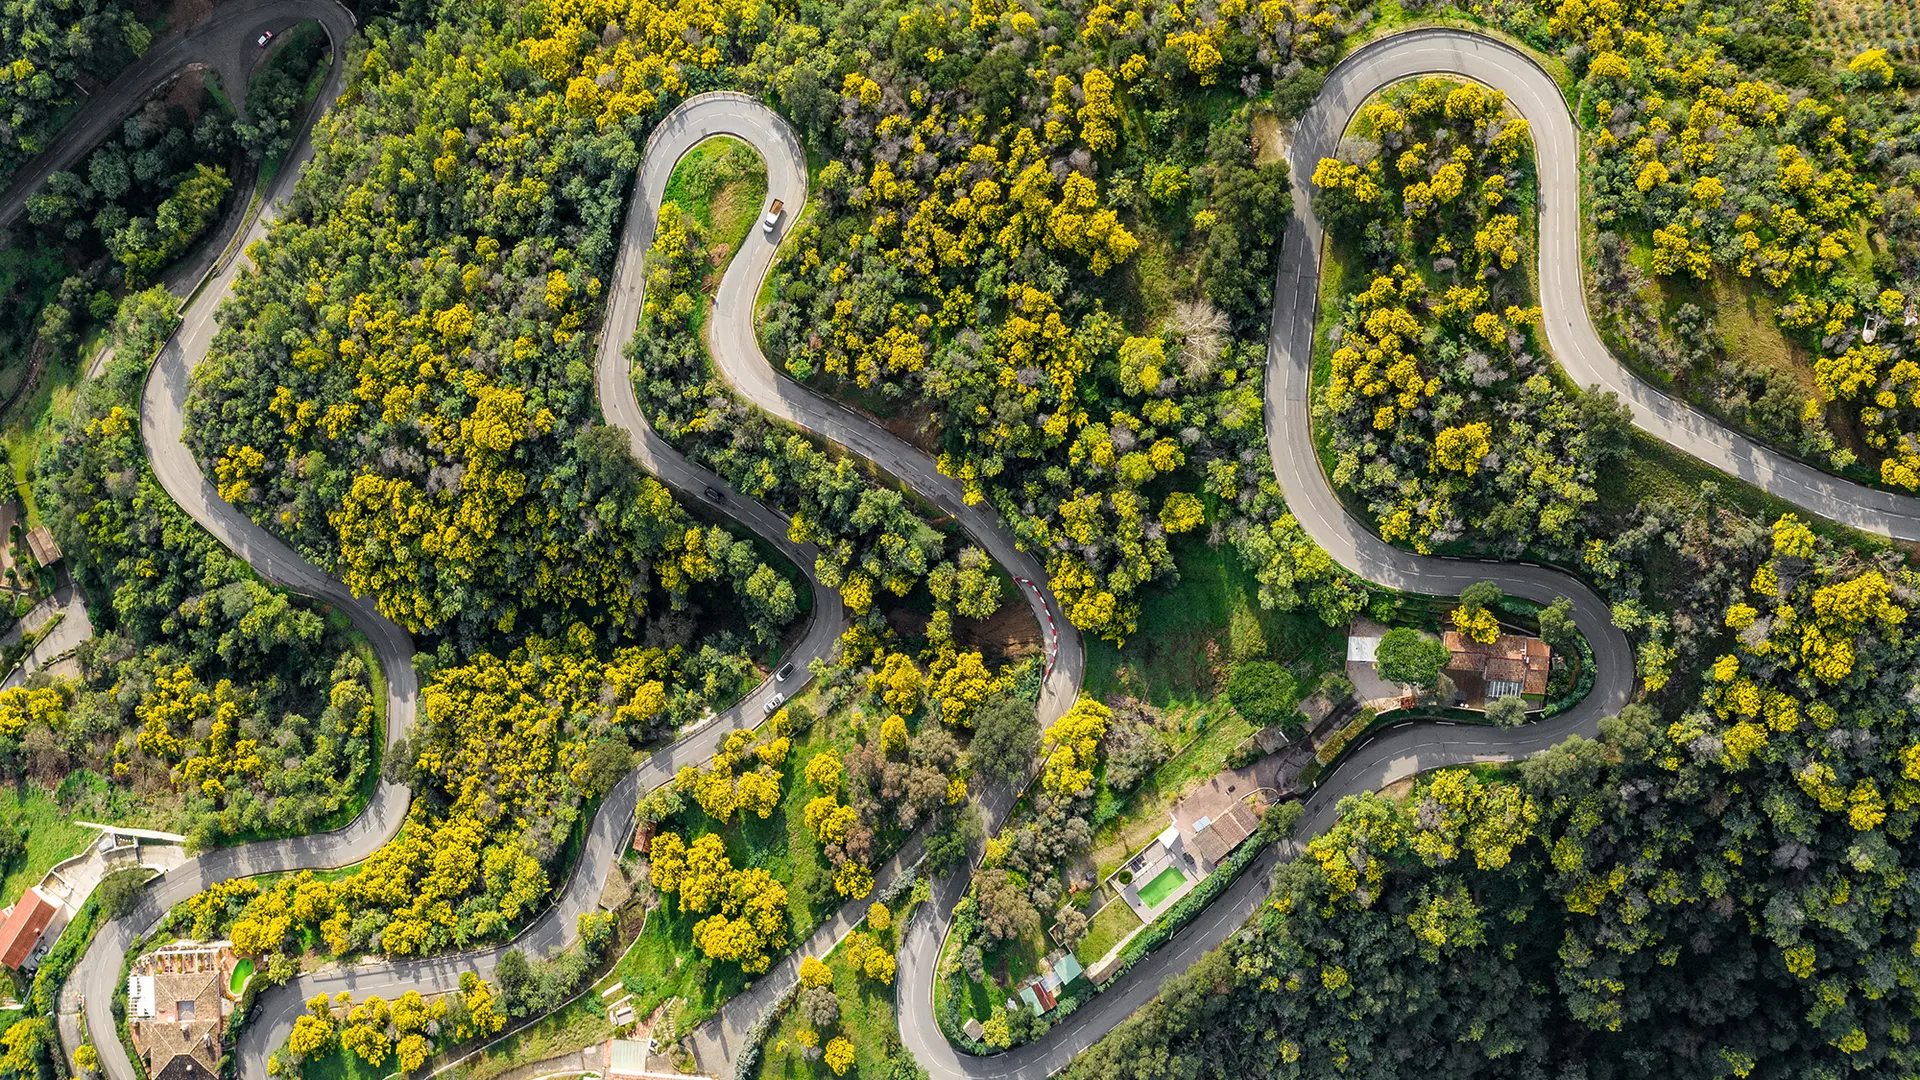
[702,485,724,501]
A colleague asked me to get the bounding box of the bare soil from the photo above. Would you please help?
[955,600,1042,662]
[164,66,209,122]
[1252,112,1289,166]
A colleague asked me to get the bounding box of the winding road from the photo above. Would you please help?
[0,0,349,228]
[41,7,851,1080]
[23,11,1907,1080]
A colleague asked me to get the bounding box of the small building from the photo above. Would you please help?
[0,888,57,969]
[23,526,58,568]
[1443,631,1550,704]
[1170,776,1260,874]
[127,943,235,1080]
[963,1016,986,1041]
[1052,952,1085,986]
[1018,984,1043,1016]
[1345,634,1381,663]
[608,1038,653,1078]
[1345,619,1416,712]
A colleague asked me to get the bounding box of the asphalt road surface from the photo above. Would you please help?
[0,0,356,229]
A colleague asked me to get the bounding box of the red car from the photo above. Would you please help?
[256,30,274,47]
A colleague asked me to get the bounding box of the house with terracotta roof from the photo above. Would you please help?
[127,943,235,1080]
[0,888,58,969]
[1443,631,1550,706]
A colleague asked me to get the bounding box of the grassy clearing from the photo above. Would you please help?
[665,137,770,257]
[1608,233,1828,422]
[1709,273,1808,393]
[0,784,96,907]
[1072,900,1141,968]
[1087,539,1343,705]
[448,1002,615,1080]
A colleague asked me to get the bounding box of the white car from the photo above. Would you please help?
[256,30,274,47]
[763,693,785,714]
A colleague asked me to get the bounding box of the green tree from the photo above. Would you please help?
[972,867,1039,941]
[968,697,1040,784]
[95,868,148,920]
[925,804,983,874]
[1375,627,1451,688]
[1483,695,1529,727]
[1537,596,1576,649]
[1458,581,1503,613]
[1226,661,1301,730]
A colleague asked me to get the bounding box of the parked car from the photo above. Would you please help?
[763,693,786,714]
[256,30,274,46]
[776,662,795,682]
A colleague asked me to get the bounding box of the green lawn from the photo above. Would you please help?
[1136,866,1188,908]
[230,958,253,994]
[1073,900,1141,968]
[450,1000,615,1080]
[664,136,769,256]
[299,1045,392,1080]
[1086,538,1343,706]
[0,784,98,908]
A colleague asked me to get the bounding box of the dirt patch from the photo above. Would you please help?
[702,241,733,292]
[885,607,930,638]
[883,600,1042,666]
[1252,112,1289,166]
[955,600,1042,662]
[880,399,943,456]
[1379,776,1417,802]
[164,66,209,122]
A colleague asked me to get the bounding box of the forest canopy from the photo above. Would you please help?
[183,0,791,651]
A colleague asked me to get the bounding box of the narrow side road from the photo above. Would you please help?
[0,0,355,228]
